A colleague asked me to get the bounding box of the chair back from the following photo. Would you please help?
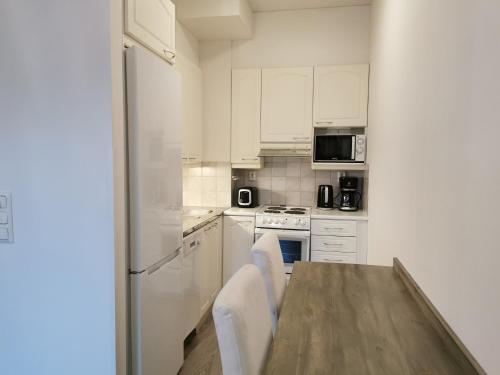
[251,232,287,334]
[212,264,273,375]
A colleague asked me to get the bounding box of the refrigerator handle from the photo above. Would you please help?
[147,247,182,275]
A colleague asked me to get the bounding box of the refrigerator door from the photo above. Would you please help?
[126,46,183,272]
[131,248,184,375]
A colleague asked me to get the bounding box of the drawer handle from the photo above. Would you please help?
[323,243,343,247]
[324,227,343,231]
[315,121,333,124]
[293,136,310,140]
[242,158,259,161]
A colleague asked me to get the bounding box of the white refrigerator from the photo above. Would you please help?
[126,46,184,375]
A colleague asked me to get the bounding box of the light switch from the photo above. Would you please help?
[0,212,7,224]
[0,195,7,209]
[0,227,8,241]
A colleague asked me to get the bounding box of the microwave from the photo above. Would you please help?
[313,134,366,163]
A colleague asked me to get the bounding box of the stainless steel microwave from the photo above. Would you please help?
[313,134,366,163]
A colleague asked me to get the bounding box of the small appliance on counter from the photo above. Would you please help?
[339,176,362,211]
[317,185,334,210]
[237,186,259,208]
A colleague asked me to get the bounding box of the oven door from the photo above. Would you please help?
[254,228,310,274]
[314,135,356,163]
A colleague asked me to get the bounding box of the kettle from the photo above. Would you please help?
[317,185,334,210]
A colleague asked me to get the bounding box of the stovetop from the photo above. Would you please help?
[256,206,311,230]
[258,206,311,215]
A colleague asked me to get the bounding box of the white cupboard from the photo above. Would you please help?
[125,0,176,63]
[313,65,369,127]
[231,69,262,168]
[176,54,203,164]
[223,215,255,284]
[200,218,222,316]
[261,67,313,145]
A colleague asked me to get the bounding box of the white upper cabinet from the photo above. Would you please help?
[125,0,176,63]
[261,67,313,144]
[313,65,369,127]
[176,55,203,164]
[231,69,262,168]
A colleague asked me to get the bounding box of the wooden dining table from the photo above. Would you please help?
[264,261,481,375]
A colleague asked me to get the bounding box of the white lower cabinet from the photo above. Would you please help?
[200,218,222,317]
[311,219,367,264]
[223,215,256,284]
[182,217,222,337]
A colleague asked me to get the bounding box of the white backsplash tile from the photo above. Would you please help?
[271,176,286,191]
[233,157,366,208]
[183,162,232,207]
[285,177,301,191]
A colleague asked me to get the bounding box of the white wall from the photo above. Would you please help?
[232,6,371,67]
[0,1,117,374]
[368,1,500,373]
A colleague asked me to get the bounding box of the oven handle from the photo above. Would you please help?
[255,228,311,238]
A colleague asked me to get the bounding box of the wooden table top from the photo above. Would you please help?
[264,262,478,375]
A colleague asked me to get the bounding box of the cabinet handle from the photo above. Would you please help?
[324,227,343,231]
[182,157,189,160]
[242,158,259,161]
[293,137,310,140]
[323,243,343,247]
[163,48,176,59]
[315,121,333,125]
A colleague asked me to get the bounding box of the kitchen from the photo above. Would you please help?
[1,1,499,375]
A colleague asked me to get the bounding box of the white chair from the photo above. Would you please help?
[212,264,273,375]
[251,233,287,335]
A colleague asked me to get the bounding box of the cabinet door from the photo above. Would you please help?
[261,67,313,143]
[231,69,262,165]
[313,65,369,127]
[209,218,223,300]
[223,216,255,284]
[176,54,203,164]
[125,0,176,63]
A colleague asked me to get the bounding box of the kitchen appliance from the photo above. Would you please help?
[317,185,334,209]
[314,134,366,163]
[255,206,311,274]
[237,187,259,208]
[126,46,184,375]
[339,176,362,211]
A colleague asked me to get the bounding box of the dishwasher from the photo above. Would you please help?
[182,229,202,338]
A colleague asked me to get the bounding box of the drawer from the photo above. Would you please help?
[311,235,356,253]
[311,220,357,236]
[311,251,357,264]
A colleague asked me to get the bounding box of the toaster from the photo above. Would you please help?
[237,187,259,208]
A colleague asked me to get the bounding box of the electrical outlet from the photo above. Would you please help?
[0,192,14,243]
[248,171,257,181]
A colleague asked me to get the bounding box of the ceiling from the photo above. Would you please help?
[247,0,371,12]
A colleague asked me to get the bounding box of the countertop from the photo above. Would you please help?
[265,261,478,375]
[311,207,368,220]
[223,206,262,216]
[182,207,227,237]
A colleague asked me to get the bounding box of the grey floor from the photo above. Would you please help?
[180,315,222,375]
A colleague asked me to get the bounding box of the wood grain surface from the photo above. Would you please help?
[264,262,479,375]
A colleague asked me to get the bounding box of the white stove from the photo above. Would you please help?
[255,206,311,274]
[256,206,311,230]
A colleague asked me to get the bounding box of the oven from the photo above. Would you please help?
[254,227,310,274]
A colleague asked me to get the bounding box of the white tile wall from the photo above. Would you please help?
[183,162,232,207]
[234,157,365,207]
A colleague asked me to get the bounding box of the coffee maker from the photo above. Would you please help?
[339,176,362,211]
